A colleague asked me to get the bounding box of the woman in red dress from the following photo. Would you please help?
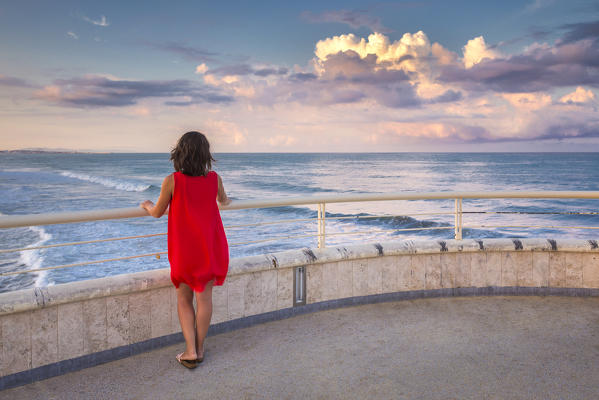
[141,131,230,369]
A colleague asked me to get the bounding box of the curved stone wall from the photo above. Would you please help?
[1,238,598,389]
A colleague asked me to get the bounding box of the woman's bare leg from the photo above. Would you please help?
[195,280,214,357]
[176,284,197,360]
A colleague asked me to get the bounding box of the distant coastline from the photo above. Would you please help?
[1,149,598,155]
[0,149,104,154]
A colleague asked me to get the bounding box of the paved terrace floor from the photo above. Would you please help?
[2,296,599,399]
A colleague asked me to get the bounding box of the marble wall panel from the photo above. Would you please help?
[582,253,599,288]
[1,312,31,375]
[470,253,486,287]
[565,253,583,287]
[212,283,229,324]
[367,258,384,295]
[106,295,129,348]
[396,256,411,291]
[501,253,518,286]
[337,260,353,299]
[441,253,456,289]
[425,254,441,290]
[262,270,278,313]
[306,264,324,304]
[486,253,502,287]
[82,298,107,354]
[532,252,549,287]
[58,303,84,361]
[150,288,171,338]
[31,307,58,369]
[321,262,339,301]
[410,255,426,290]
[381,256,399,293]
[169,287,180,335]
[276,268,293,309]
[454,253,472,288]
[129,292,152,343]
[352,259,369,297]
[515,252,533,287]
[244,272,265,316]
[227,274,248,320]
[549,252,567,287]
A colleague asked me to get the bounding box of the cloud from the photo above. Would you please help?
[560,20,599,44]
[559,86,596,104]
[288,72,317,81]
[206,31,462,110]
[67,31,78,40]
[374,121,491,143]
[427,89,463,104]
[209,64,288,77]
[149,42,218,63]
[314,31,431,74]
[183,27,599,146]
[34,75,234,107]
[130,106,150,116]
[82,15,109,27]
[301,31,463,107]
[254,67,289,77]
[440,36,599,92]
[524,0,556,13]
[195,63,208,74]
[501,92,552,111]
[462,36,501,68]
[203,120,247,145]
[432,42,458,66]
[301,9,389,32]
[539,121,599,140]
[0,75,35,88]
[265,135,297,147]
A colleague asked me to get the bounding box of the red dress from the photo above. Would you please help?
[168,171,229,292]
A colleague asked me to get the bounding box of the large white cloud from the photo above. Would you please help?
[314,31,434,75]
[462,36,501,68]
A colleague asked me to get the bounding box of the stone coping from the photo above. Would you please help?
[1,238,597,316]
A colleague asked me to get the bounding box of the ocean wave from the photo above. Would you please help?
[19,226,52,287]
[60,171,152,192]
[252,205,453,232]
[0,209,53,291]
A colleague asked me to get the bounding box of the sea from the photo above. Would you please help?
[1,152,599,293]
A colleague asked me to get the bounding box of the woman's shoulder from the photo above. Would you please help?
[163,173,175,186]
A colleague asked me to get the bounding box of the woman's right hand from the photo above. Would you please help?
[140,200,154,212]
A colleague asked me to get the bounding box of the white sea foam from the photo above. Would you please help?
[16,226,52,287]
[60,171,151,192]
[1,167,42,173]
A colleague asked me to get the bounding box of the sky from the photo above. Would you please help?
[0,0,598,152]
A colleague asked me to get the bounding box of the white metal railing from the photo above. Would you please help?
[1,191,599,279]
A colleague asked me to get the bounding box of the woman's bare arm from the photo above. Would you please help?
[140,174,174,217]
[217,174,231,206]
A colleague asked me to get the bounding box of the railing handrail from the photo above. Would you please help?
[1,190,599,229]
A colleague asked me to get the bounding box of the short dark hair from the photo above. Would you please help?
[170,131,215,176]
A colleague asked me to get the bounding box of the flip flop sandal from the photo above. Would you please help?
[176,353,198,369]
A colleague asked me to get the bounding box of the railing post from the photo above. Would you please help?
[317,203,326,248]
[454,198,463,240]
